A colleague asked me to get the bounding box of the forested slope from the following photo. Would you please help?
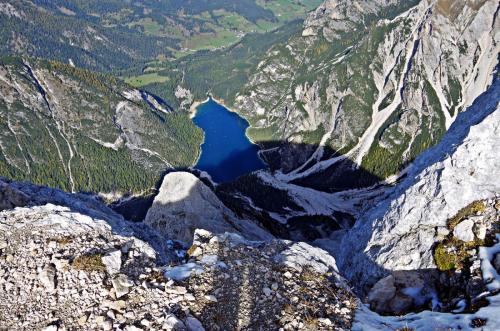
[0,57,202,193]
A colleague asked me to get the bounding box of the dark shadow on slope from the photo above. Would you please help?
[260,140,385,192]
[110,140,385,235]
[211,141,384,239]
[336,71,500,295]
[109,167,214,222]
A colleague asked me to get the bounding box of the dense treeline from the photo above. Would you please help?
[0,1,179,72]
[0,57,202,194]
[0,0,302,73]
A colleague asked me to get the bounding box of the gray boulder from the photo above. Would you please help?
[144,172,272,245]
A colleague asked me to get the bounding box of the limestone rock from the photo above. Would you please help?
[39,264,57,292]
[144,172,272,245]
[102,250,122,275]
[472,217,489,240]
[367,275,397,314]
[367,271,430,315]
[454,219,475,242]
[112,274,134,298]
[274,241,339,275]
[337,79,500,288]
[0,186,193,330]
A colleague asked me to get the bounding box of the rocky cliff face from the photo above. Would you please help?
[144,172,273,245]
[336,75,499,288]
[234,0,499,190]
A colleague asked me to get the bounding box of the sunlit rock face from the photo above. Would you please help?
[144,172,272,245]
[336,77,500,289]
[234,0,499,186]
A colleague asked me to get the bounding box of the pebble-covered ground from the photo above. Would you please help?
[181,231,356,330]
[0,204,356,331]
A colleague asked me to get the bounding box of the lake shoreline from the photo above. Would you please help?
[190,95,266,182]
[190,94,262,145]
[188,97,209,119]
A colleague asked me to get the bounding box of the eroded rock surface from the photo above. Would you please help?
[167,230,356,330]
[338,78,500,289]
[145,172,273,245]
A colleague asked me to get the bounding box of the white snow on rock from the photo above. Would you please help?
[354,236,500,330]
[480,234,500,292]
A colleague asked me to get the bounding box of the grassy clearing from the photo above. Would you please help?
[182,30,240,51]
[124,72,170,87]
[258,0,323,22]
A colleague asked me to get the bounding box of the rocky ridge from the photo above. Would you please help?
[144,172,273,245]
[0,176,357,330]
[337,75,500,290]
[233,0,499,191]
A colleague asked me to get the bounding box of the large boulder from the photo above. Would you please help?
[453,218,475,242]
[366,272,431,315]
[145,172,272,245]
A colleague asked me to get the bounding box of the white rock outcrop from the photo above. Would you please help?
[453,218,475,242]
[337,77,500,287]
[144,172,273,245]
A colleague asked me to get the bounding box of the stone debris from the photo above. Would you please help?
[174,230,356,331]
[0,204,203,330]
[0,202,356,330]
[111,274,134,298]
[102,250,122,275]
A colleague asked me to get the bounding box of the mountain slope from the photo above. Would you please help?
[336,72,499,289]
[0,57,202,193]
[0,176,357,330]
[0,0,322,71]
[233,0,499,190]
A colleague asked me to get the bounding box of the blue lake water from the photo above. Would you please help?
[193,98,266,182]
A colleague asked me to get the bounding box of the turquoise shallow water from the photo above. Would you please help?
[193,98,265,182]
